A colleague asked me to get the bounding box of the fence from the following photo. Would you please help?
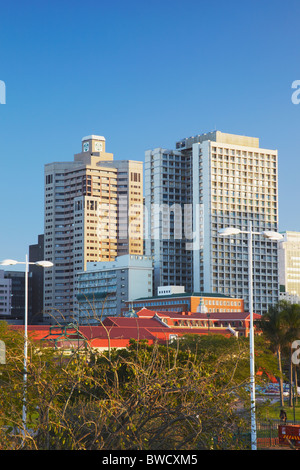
[230,419,300,449]
[257,419,300,449]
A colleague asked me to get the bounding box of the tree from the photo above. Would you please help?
[256,302,288,406]
[0,325,253,450]
[72,339,251,450]
[257,300,300,407]
[280,302,300,406]
[0,322,26,449]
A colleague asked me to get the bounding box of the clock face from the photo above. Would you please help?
[83,142,89,152]
[95,141,103,152]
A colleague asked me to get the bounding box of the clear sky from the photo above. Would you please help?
[0,0,300,263]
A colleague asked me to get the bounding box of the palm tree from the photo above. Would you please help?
[280,302,300,407]
[257,302,287,406]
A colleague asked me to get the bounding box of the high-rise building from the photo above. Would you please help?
[29,234,45,323]
[145,130,279,314]
[98,159,144,256]
[4,271,33,321]
[0,270,12,317]
[279,231,300,300]
[44,135,143,323]
[144,147,193,292]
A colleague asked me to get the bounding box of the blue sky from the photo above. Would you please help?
[0,0,300,262]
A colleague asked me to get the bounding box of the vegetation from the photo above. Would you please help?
[0,300,299,450]
[257,300,300,407]
[258,399,300,422]
[0,324,263,450]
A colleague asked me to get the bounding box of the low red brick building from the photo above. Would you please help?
[136,308,261,338]
[9,307,259,352]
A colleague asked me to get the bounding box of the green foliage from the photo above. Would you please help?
[0,325,262,450]
[257,300,300,407]
[257,300,300,354]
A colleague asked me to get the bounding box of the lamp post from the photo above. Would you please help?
[218,222,283,450]
[0,256,53,441]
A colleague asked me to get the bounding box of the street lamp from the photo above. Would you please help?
[218,222,283,450]
[0,255,54,441]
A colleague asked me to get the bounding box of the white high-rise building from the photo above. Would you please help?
[279,231,300,300]
[145,147,193,292]
[145,131,279,314]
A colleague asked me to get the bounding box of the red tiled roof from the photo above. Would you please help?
[102,316,165,329]
[11,325,56,341]
[137,309,260,321]
[8,309,242,350]
[135,308,157,318]
[196,311,261,320]
[86,327,163,345]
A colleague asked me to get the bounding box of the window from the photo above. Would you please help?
[46,174,53,185]
[130,173,141,183]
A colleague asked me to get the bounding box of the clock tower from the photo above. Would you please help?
[82,135,106,154]
[74,135,113,163]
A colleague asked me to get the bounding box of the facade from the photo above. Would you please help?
[144,147,193,292]
[145,130,279,314]
[44,135,143,323]
[279,231,300,299]
[97,159,144,257]
[136,308,261,338]
[3,271,33,321]
[29,234,45,323]
[157,285,185,296]
[0,270,12,317]
[76,254,153,323]
[122,289,244,315]
[279,291,300,304]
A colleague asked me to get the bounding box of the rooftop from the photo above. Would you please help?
[175,131,260,149]
[82,135,105,142]
[136,308,260,321]
[9,308,259,349]
[132,292,240,301]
